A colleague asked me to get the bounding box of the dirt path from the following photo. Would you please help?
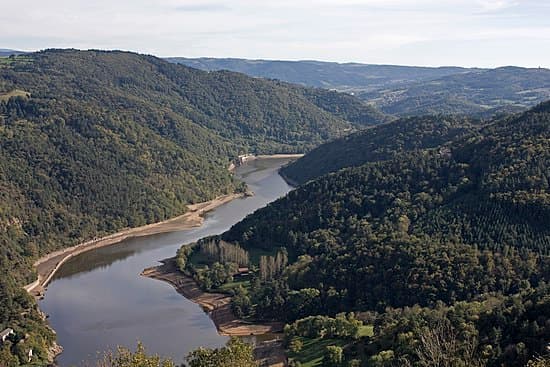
[141,258,283,337]
[25,193,245,297]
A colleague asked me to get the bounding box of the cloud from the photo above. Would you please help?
[172,2,230,12]
[476,0,518,11]
[0,0,548,67]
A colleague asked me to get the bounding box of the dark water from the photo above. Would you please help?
[39,158,293,366]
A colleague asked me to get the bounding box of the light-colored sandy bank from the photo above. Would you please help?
[253,154,304,160]
[141,259,284,337]
[25,193,245,297]
[141,260,287,366]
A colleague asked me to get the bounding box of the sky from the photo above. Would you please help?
[1,0,549,67]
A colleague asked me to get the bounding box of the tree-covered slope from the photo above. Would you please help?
[281,115,477,185]
[296,87,393,126]
[218,103,550,365]
[226,102,549,282]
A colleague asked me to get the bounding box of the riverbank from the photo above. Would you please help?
[141,258,284,337]
[278,169,300,187]
[25,192,246,297]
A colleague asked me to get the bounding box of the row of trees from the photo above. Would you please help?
[199,239,249,267]
[90,338,257,367]
[259,249,288,281]
[284,313,363,340]
[175,245,194,272]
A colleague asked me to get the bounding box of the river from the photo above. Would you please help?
[39,158,294,366]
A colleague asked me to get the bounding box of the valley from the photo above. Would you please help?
[0,48,548,367]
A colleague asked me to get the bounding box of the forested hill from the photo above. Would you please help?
[295,86,392,126]
[0,50,388,154]
[281,115,478,185]
[220,102,550,366]
[0,49,383,365]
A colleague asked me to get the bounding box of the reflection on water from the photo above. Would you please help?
[39,158,293,366]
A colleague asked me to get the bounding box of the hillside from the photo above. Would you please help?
[0,50,388,154]
[295,87,393,126]
[0,49,377,365]
[360,66,550,116]
[168,57,472,92]
[281,115,478,185]
[215,102,550,366]
[169,57,550,118]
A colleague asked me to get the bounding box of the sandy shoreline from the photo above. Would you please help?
[141,258,283,337]
[141,260,287,366]
[25,192,246,297]
[253,153,304,160]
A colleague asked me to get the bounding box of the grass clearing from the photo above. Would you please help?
[288,337,348,367]
[357,325,374,338]
[215,278,250,293]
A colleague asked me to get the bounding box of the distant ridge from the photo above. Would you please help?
[169,57,550,117]
[167,57,475,91]
[0,49,27,56]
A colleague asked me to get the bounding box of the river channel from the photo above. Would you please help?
[39,158,294,366]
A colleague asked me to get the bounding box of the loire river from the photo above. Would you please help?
[39,158,294,366]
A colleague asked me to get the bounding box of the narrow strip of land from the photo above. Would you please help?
[141,258,283,336]
[254,154,304,160]
[25,193,245,297]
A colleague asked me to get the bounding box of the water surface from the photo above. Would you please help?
[39,158,293,366]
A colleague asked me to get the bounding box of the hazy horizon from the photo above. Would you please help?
[1,0,549,69]
[2,47,550,70]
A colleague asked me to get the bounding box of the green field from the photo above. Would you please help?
[288,337,348,367]
[357,325,374,338]
[288,326,373,366]
[215,278,250,293]
[0,55,32,69]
